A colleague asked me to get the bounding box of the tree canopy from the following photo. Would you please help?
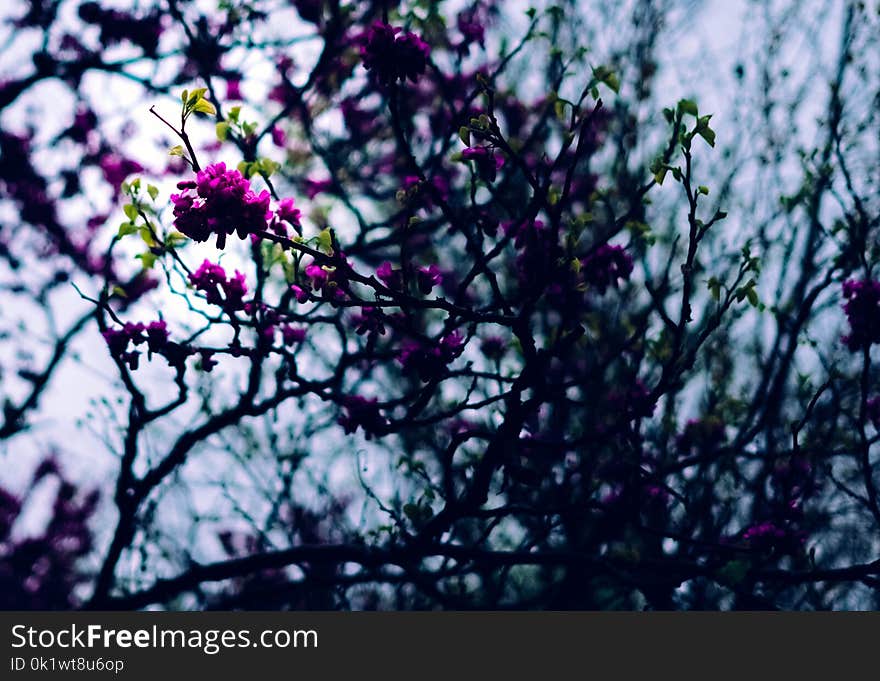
[1,0,879,610]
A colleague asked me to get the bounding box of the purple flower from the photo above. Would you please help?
[480,335,506,360]
[188,259,248,311]
[398,332,466,381]
[416,265,443,295]
[456,8,486,52]
[171,162,273,249]
[304,263,329,290]
[145,320,169,353]
[376,261,402,289]
[741,521,806,551]
[281,325,307,346]
[271,126,287,147]
[581,244,634,294]
[351,306,386,336]
[842,279,880,351]
[226,78,243,101]
[338,395,388,440]
[99,153,144,191]
[305,177,333,199]
[462,146,504,182]
[341,98,378,141]
[77,3,162,57]
[358,22,430,86]
[101,328,130,356]
[276,197,301,228]
[290,284,310,304]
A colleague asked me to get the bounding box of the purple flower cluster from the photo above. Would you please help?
[581,244,634,294]
[351,307,387,337]
[77,2,163,57]
[401,175,450,208]
[455,6,487,53]
[358,22,430,86]
[841,278,880,351]
[480,335,506,361]
[376,262,442,295]
[740,521,806,552]
[398,331,465,382]
[101,320,170,370]
[0,459,99,608]
[98,153,144,192]
[462,146,504,182]
[281,325,307,346]
[171,163,272,249]
[338,396,388,440]
[188,260,248,311]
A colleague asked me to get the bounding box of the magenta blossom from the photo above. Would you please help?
[275,197,302,229]
[281,325,307,346]
[841,278,880,351]
[358,22,430,86]
[99,153,144,191]
[581,244,634,294]
[188,259,248,311]
[416,264,443,294]
[305,177,333,199]
[171,162,272,249]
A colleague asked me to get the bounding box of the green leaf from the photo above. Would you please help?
[123,203,139,221]
[707,277,721,301]
[164,231,187,248]
[168,145,185,157]
[592,65,620,93]
[746,287,759,307]
[147,184,159,201]
[258,157,281,177]
[678,98,698,116]
[458,125,470,146]
[697,126,716,147]
[139,227,156,247]
[654,166,668,185]
[554,99,567,121]
[192,98,217,116]
[698,185,709,195]
[215,122,229,141]
[117,222,137,237]
[228,105,241,121]
[316,228,332,253]
[180,89,189,104]
[136,252,157,269]
[186,87,208,105]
